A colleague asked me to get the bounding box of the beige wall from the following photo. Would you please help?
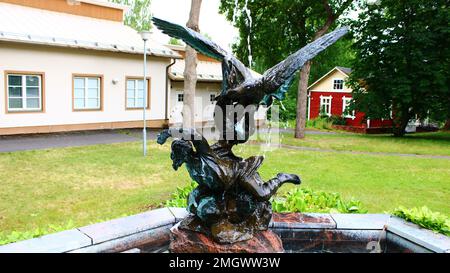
[169,81,267,125]
[169,81,220,123]
[309,69,352,93]
[0,42,171,130]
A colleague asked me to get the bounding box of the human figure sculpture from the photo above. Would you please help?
[153,17,348,243]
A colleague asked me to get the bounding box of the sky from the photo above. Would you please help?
[151,0,239,52]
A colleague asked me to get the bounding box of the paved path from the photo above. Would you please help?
[1,130,448,160]
[0,128,322,153]
[0,131,139,153]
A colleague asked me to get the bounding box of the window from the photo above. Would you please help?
[73,75,102,110]
[320,96,332,117]
[126,78,150,109]
[210,93,216,103]
[333,79,344,90]
[177,92,184,102]
[342,97,355,119]
[6,73,43,112]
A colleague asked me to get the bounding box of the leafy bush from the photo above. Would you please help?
[392,206,450,236]
[306,117,333,130]
[0,220,76,246]
[272,188,367,214]
[165,181,197,208]
[328,115,347,125]
[165,183,367,214]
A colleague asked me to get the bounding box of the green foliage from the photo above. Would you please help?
[165,182,367,214]
[168,37,183,46]
[272,187,367,214]
[165,181,197,208]
[392,206,450,236]
[219,0,356,122]
[306,115,345,130]
[0,221,76,246]
[348,0,450,136]
[109,0,152,31]
[328,115,347,125]
[306,117,334,130]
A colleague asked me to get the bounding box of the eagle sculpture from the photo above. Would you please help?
[154,17,348,244]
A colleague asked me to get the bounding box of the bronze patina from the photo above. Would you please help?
[154,17,347,244]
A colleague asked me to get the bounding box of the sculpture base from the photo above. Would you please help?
[169,223,284,253]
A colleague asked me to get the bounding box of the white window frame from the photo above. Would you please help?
[6,73,42,112]
[126,78,149,109]
[73,76,102,111]
[176,91,184,103]
[209,92,217,104]
[333,78,344,90]
[320,95,332,117]
[342,96,355,119]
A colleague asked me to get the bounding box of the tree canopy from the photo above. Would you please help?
[219,0,356,122]
[109,0,152,31]
[348,0,450,136]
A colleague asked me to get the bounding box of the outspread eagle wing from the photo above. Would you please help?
[152,17,253,92]
[260,27,349,104]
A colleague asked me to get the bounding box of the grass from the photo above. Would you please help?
[0,133,449,241]
[271,131,450,156]
[0,142,189,236]
[235,145,450,215]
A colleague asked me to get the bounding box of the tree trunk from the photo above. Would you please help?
[292,0,353,139]
[393,113,410,137]
[183,0,202,128]
[295,61,311,139]
[444,119,450,130]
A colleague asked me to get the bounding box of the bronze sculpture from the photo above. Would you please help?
[154,17,348,244]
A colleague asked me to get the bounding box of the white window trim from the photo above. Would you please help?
[209,92,217,104]
[7,74,42,112]
[126,78,148,109]
[73,76,101,110]
[320,95,332,117]
[176,91,184,103]
[342,96,355,120]
[332,78,344,91]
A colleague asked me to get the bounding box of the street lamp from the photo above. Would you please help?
[140,30,151,157]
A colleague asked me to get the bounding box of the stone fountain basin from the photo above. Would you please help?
[0,208,448,253]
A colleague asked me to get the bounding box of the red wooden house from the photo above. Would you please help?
[307,67,393,133]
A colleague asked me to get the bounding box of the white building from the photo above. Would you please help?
[166,45,266,126]
[0,0,266,136]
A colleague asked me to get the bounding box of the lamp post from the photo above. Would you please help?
[140,31,151,157]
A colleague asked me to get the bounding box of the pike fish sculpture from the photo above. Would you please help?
[154,17,348,244]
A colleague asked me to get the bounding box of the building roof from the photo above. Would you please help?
[0,2,180,58]
[167,45,261,82]
[308,66,352,90]
[170,59,224,82]
[336,66,352,75]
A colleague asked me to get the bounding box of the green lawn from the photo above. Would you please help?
[264,131,450,156]
[0,134,449,241]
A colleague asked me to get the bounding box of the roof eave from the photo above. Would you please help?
[0,38,182,59]
[307,66,350,90]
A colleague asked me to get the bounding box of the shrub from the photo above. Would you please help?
[165,183,367,214]
[328,115,347,126]
[272,188,367,214]
[165,181,197,208]
[306,117,333,130]
[0,220,76,246]
[392,206,450,236]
